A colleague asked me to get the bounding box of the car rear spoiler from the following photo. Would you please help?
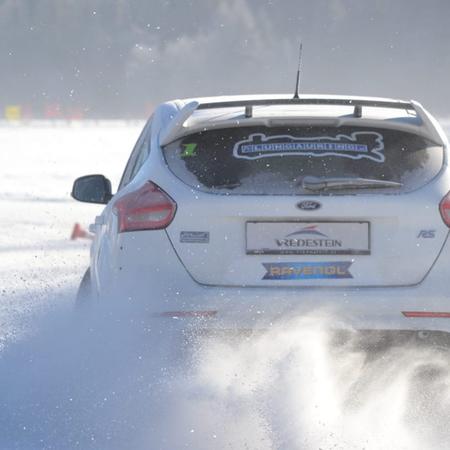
[196,98,415,111]
[159,97,445,147]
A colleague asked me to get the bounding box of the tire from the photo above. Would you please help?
[75,268,93,309]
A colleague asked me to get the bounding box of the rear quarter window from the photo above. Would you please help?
[162,126,443,195]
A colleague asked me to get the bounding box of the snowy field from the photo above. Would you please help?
[0,121,144,345]
[1,120,450,449]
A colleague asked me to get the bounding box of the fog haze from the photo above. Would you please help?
[1,0,449,117]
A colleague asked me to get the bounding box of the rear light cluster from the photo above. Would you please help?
[402,311,450,318]
[439,191,450,227]
[114,181,176,232]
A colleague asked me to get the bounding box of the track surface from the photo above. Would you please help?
[0,122,142,344]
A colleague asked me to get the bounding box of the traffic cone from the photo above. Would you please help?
[70,223,93,240]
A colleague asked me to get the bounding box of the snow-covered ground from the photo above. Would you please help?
[1,121,450,449]
[0,121,144,345]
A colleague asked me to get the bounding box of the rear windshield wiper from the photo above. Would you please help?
[301,176,403,192]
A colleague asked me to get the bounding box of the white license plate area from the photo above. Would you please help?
[246,221,370,255]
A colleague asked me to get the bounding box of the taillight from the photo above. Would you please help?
[439,191,450,227]
[114,181,176,232]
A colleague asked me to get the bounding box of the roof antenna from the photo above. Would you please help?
[293,42,303,99]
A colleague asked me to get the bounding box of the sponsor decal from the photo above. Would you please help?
[233,132,385,162]
[180,231,209,243]
[275,225,343,250]
[297,200,321,210]
[247,221,370,256]
[417,230,436,238]
[180,143,198,158]
[262,261,353,280]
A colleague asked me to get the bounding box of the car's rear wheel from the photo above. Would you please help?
[75,268,93,308]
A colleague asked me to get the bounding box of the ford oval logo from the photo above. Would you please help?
[297,200,321,211]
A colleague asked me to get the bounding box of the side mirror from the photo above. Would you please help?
[71,174,113,204]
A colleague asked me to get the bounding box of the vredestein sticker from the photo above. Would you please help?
[233,132,385,162]
[262,262,353,280]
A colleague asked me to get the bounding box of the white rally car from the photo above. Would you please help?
[72,94,450,336]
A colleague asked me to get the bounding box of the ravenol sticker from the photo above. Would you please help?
[262,262,353,280]
[233,132,385,163]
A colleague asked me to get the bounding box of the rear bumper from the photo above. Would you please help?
[97,230,450,333]
[148,285,450,334]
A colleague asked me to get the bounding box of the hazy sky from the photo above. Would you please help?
[1,0,449,117]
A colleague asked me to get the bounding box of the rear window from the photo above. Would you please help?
[162,126,443,195]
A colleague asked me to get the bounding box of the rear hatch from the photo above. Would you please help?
[162,125,447,287]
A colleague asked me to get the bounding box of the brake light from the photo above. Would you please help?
[114,181,176,232]
[402,311,450,318]
[439,191,450,227]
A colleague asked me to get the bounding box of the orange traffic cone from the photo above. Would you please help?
[70,223,93,240]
